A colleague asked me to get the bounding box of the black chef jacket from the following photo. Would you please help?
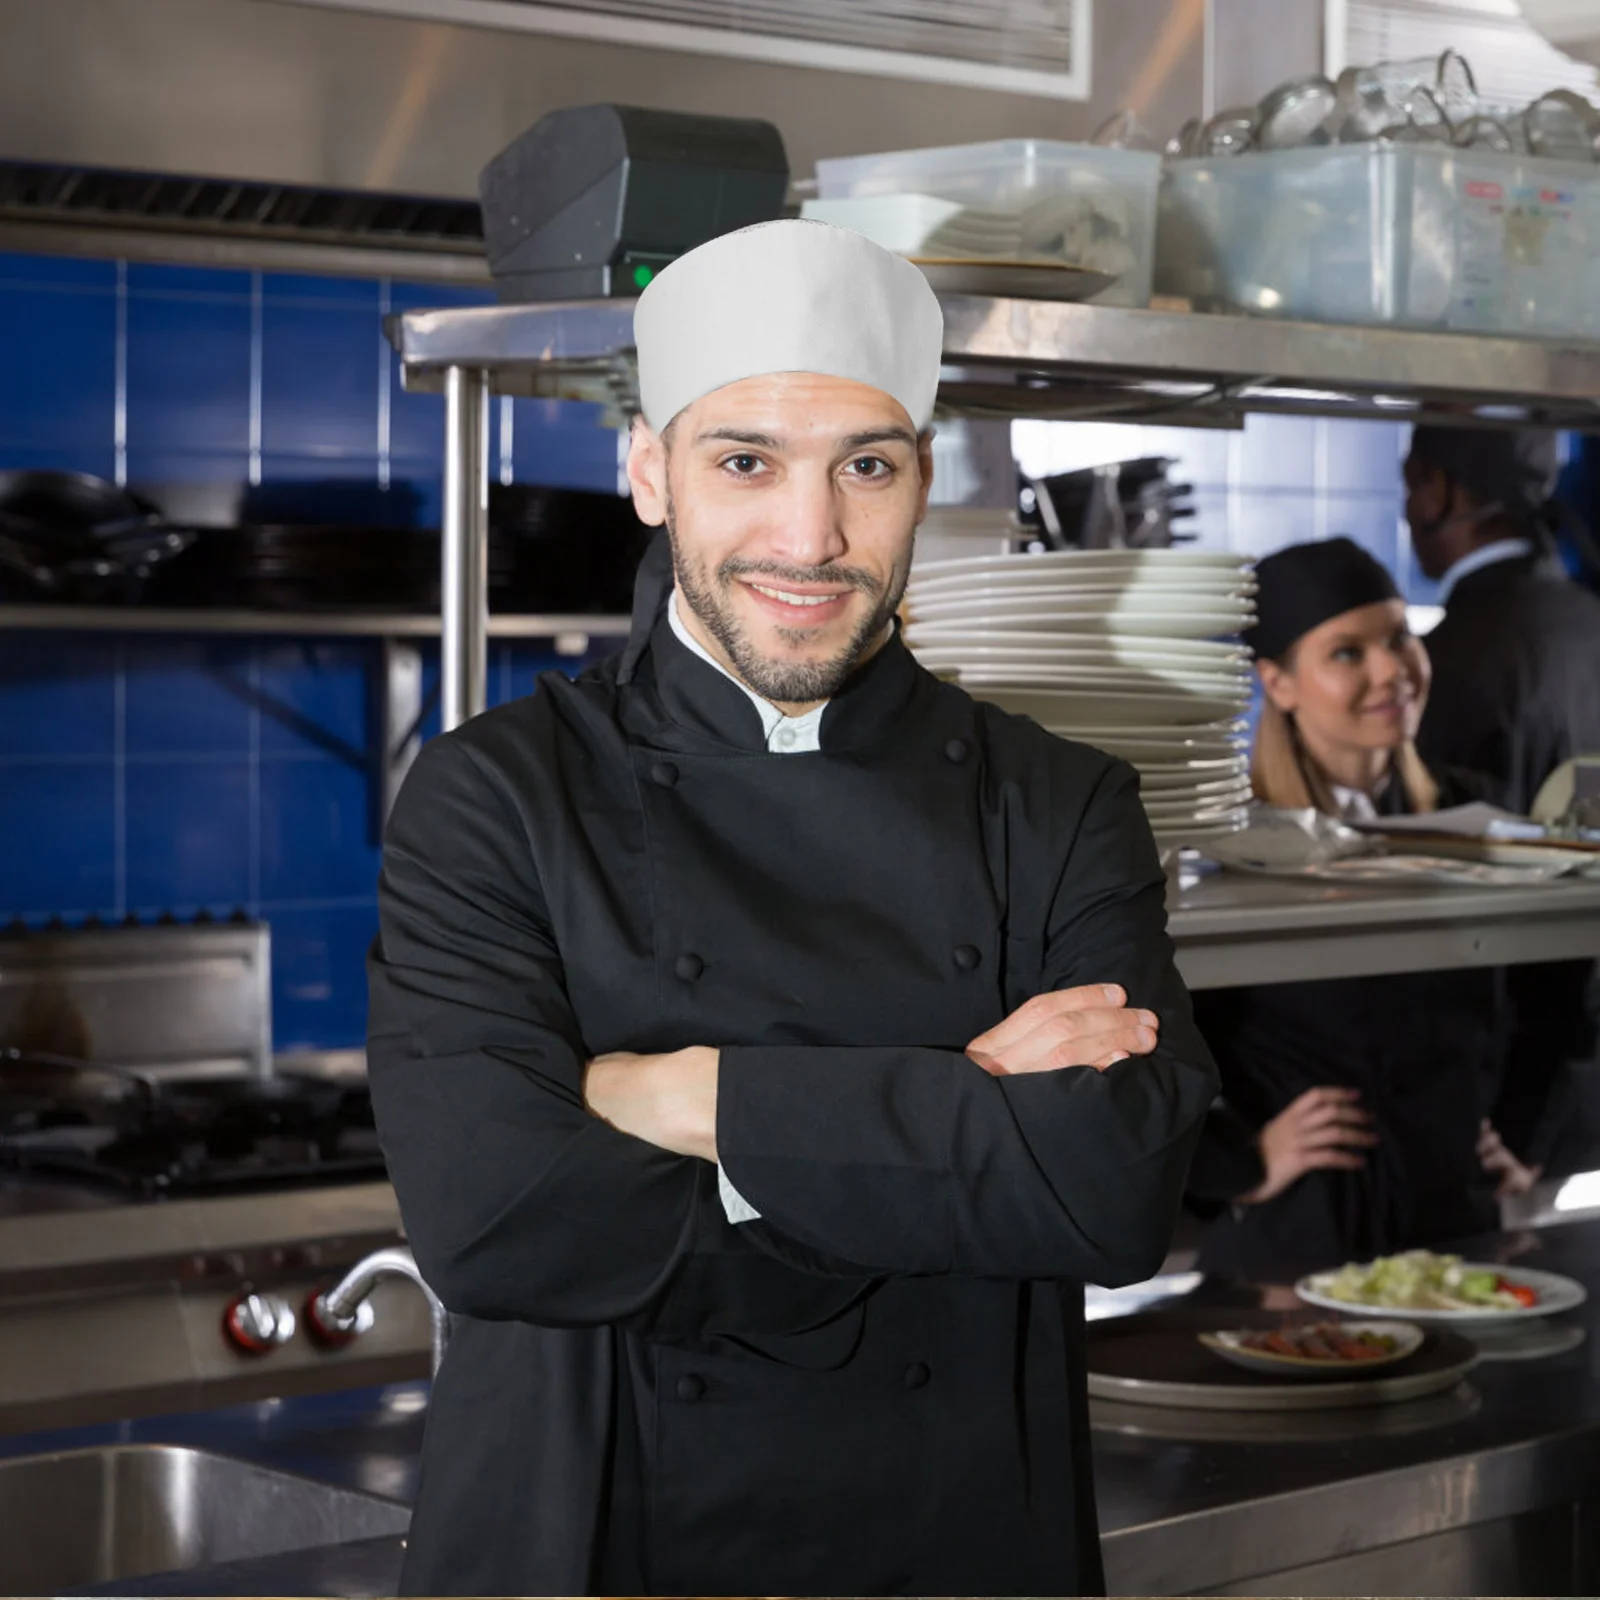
[1188,773,1503,1281]
[367,536,1218,1597]
[1418,550,1600,1167]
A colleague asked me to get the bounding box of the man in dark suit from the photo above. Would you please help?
[1407,424,1600,1176]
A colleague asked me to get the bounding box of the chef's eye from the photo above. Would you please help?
[843,455,892,482]
[1332,645,1361,664]
[719,452,766,478]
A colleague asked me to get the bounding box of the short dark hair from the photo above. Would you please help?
[1409,426,1559,513]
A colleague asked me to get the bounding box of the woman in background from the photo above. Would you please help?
[1188,538,1537,1279]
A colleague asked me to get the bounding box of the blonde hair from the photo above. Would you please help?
[1251,684,1439,815]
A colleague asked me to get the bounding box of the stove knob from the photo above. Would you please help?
[222,1291,296,1355]
[303,1285,376,1349]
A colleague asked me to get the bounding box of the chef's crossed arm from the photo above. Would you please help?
[368,741,1218,1329]
[701,761,1219,1286]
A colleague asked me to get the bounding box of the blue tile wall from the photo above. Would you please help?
[0,249,626,1051]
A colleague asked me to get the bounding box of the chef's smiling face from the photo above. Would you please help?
[1258,599,1430,752]
[627,372,935,712]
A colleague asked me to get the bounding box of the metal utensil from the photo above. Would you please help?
[1256,75,1338,150]
[1523,89,1600,162]
[1199,105,1261,157]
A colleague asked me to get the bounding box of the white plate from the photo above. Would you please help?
[908,576,1254,601]
[904,628,1251,664]
[1141,797,1252,822]
[1199,1320,1424,1376]
[1055,738,1249,766]
[906,592,1255,621]
[1149,817,1250,842]
[909,610,1253,640]
[953,682,1246,722]
[914,656,1253,695]
[1140,775,1254,801]
[910,549,1251,581]
[1136,757,1252,777]
[1024,713,1248,736]
[1296,1263,1588,1324]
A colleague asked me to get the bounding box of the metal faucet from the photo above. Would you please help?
[313,1245,451,1377]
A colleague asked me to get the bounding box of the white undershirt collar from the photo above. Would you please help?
[1438,537,1535,605]
[667,589,828,753]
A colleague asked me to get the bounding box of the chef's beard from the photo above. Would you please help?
[666,496,908,704]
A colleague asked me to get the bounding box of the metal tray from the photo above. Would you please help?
[909,257,1116,302]
[1087,1307,1479,1411]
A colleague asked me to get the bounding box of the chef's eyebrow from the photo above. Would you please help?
[695,427,782,449]
[693,426,918,451]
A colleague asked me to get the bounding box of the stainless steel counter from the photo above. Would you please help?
[1168,868,1600,988]
[5,1216,1595,1597]
[1096,1217,1600,1595]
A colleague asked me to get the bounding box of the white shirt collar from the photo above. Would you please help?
[1438,537,1536,605]
[667,589,827,753]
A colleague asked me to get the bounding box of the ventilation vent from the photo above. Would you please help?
[0,159,484,253]
[268,0,1092,100]
[1340,0,1600,107]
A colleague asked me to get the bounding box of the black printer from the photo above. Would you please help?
[478,103,790,302]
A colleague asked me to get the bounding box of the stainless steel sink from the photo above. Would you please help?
[0,1443,411,1593]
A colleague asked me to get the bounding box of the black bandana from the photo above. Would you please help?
[1244,537,1401,662]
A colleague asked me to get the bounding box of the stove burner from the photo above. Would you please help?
[0,1074,386,1197]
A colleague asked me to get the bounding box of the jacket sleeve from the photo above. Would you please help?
[367,734,874,1332]
[716,763,1220,1286]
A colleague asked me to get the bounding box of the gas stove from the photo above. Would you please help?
[1,913,387,1198]
[0,1075,386,1198]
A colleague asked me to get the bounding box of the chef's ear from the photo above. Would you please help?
[914,426,936,521]
[626,414,670,527]
[1257,654,1298,715]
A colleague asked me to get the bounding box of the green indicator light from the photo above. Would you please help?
[632,263,655,289]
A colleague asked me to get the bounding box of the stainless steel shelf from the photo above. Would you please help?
[0,606,633,640]
[1170,870,1600,989]
[389,295,1600,430]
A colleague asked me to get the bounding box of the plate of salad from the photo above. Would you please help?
[1200,1319,1423,1376]
[1297,1250,1587,1323]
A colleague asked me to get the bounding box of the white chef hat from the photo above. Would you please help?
[632,218,944,434]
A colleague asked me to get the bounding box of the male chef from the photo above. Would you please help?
[367,218,1218,1597]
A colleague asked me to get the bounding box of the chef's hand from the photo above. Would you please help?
[1478,1118,1541,1201]
[965,984,1160,1077]
[582,1047,720,1162]
[1242,1087,1376,1204]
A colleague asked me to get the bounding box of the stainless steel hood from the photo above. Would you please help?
[0,0,1327,271]
[0,157,488,281]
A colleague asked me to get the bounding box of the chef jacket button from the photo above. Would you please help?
[777,726,798,749]
[953,944,982,972]
[903,1361,931,1390]
[674,952,705,982]
[944,738,971,764]
[676,1373,706,1402]
[651,760,679,787]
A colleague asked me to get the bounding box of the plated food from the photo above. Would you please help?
[1297,1249,1587,1323]
[1200,1319,1423,1376]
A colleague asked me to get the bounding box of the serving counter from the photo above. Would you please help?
[1169,869,1600,988]
[6,1214,1594,1596]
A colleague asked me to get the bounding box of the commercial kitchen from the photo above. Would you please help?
[7,0,1600,1594]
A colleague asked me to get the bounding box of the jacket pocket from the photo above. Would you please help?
[649,1341,926,1595]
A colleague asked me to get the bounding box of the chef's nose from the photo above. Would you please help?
[765,466,848,569]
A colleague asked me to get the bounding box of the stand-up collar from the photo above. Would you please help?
[617,532,927,754]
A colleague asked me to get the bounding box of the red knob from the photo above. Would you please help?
[222,1291,295,1355]
[303,1286,374,1349]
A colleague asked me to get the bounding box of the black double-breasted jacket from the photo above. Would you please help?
[367,539,1218,1596]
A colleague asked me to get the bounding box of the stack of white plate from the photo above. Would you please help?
[904,548,1258,847]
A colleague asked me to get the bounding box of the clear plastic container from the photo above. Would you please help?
[1155,142,1600,337]
[811,139,1161,308]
